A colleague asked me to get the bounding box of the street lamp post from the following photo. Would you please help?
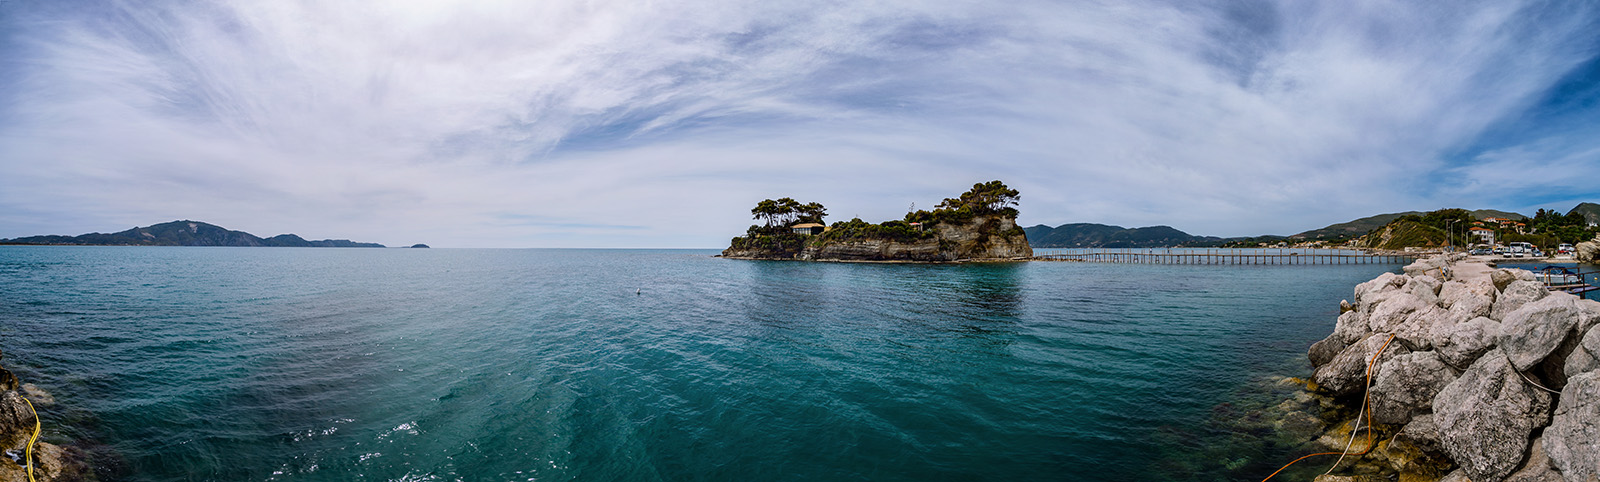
[1446,219,1458,252]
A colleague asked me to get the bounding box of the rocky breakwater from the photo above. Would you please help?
[1285,254,1600,482]
[0,353,87,482]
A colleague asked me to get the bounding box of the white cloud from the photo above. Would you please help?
[1,0,1596,246]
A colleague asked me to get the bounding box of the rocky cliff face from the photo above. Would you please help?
[1284,255,1600,482]
[723,215,1033,262]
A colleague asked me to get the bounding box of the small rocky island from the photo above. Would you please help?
[721,181,1033,262]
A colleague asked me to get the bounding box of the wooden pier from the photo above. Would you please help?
[1030,249,1418,265]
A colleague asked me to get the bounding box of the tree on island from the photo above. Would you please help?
[937,180,1021,216]
[751,197,828,229]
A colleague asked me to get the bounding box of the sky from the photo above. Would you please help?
[2,0,1599,248]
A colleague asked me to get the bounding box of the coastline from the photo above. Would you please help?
[1263,254,1600,481]
[0,357,88,482]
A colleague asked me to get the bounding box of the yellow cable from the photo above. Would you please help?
[24,397,39,482]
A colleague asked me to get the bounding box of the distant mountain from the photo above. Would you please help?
[1024,223,1225,248]
[1570,203,1600,225]
[0,220,384,247]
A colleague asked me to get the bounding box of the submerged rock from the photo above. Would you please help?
[1432,349,1553,482]
[1543,371,1600,482]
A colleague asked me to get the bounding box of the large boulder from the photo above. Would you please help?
[1401,305,1467,350]
[1356,272,1411,307]
[1565,325,1600,378]
[1310,333,1348,369]
[1493,280,1550,321]
[1405,256,1450,280]
[1336,310,1372,345]
[1500,294,1582,371]
[1439,278,1497,319]
[1367,293,1429,337]
[1434,316,1502,368]
[1543,371,1600,482]
[1314,333,1411,396]
[1493,269,1520,292]
[1576,240,1600,264]
[1371,351,1459,425]
[1432,349,1553,482]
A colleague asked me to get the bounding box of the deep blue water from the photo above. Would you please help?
[0,247,1403,481]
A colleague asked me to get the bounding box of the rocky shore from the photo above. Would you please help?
[0,354,87,482]
[1267,254,1599,482]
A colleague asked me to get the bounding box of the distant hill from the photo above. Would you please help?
[1024,223,1225,248]
[1570,203,1600,225]
[0,220,385,247]
[1292,209,1526,241]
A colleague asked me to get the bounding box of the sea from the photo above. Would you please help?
[0,247,1407,481]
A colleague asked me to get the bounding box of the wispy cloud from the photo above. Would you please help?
[1,0,1597,246]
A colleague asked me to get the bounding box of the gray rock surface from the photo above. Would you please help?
[1315,333,1411,396]
[1440,278,1497,319]
[1383,414,1454,480]
[1494,280,1550,321]
[1367,293,1428,336]
[1493,269,1519,292]
[1435,316,1502,369]
[1372,351,1459,425]
[1576,239,1600,264]
[1543,371,1600,482]
[1355,273,1409,311]
[1565,325,1600,378]
[1335,310,1371,345]
[1505,436,1565,482]
[1500,294,1582,371]
[1309,333,1347,369]
[1432,349,1553,482]
[1406,256,1450,279]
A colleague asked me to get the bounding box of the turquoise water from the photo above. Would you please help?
[0,247,1401,481]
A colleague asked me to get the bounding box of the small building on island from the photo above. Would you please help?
[791,223,827,235]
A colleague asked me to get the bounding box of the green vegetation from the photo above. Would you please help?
[726,180,1027,258]
[1499,208,1599,247]
[751,197,826,228]
[903,180,1020,227]
[816,218,933,243]
[729,197,829,257]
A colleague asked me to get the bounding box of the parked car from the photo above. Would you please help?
[1559,243,1575,254]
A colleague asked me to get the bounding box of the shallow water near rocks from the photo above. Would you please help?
[0,247,1403,481]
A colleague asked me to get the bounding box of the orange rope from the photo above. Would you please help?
[1260,334,1395,482]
